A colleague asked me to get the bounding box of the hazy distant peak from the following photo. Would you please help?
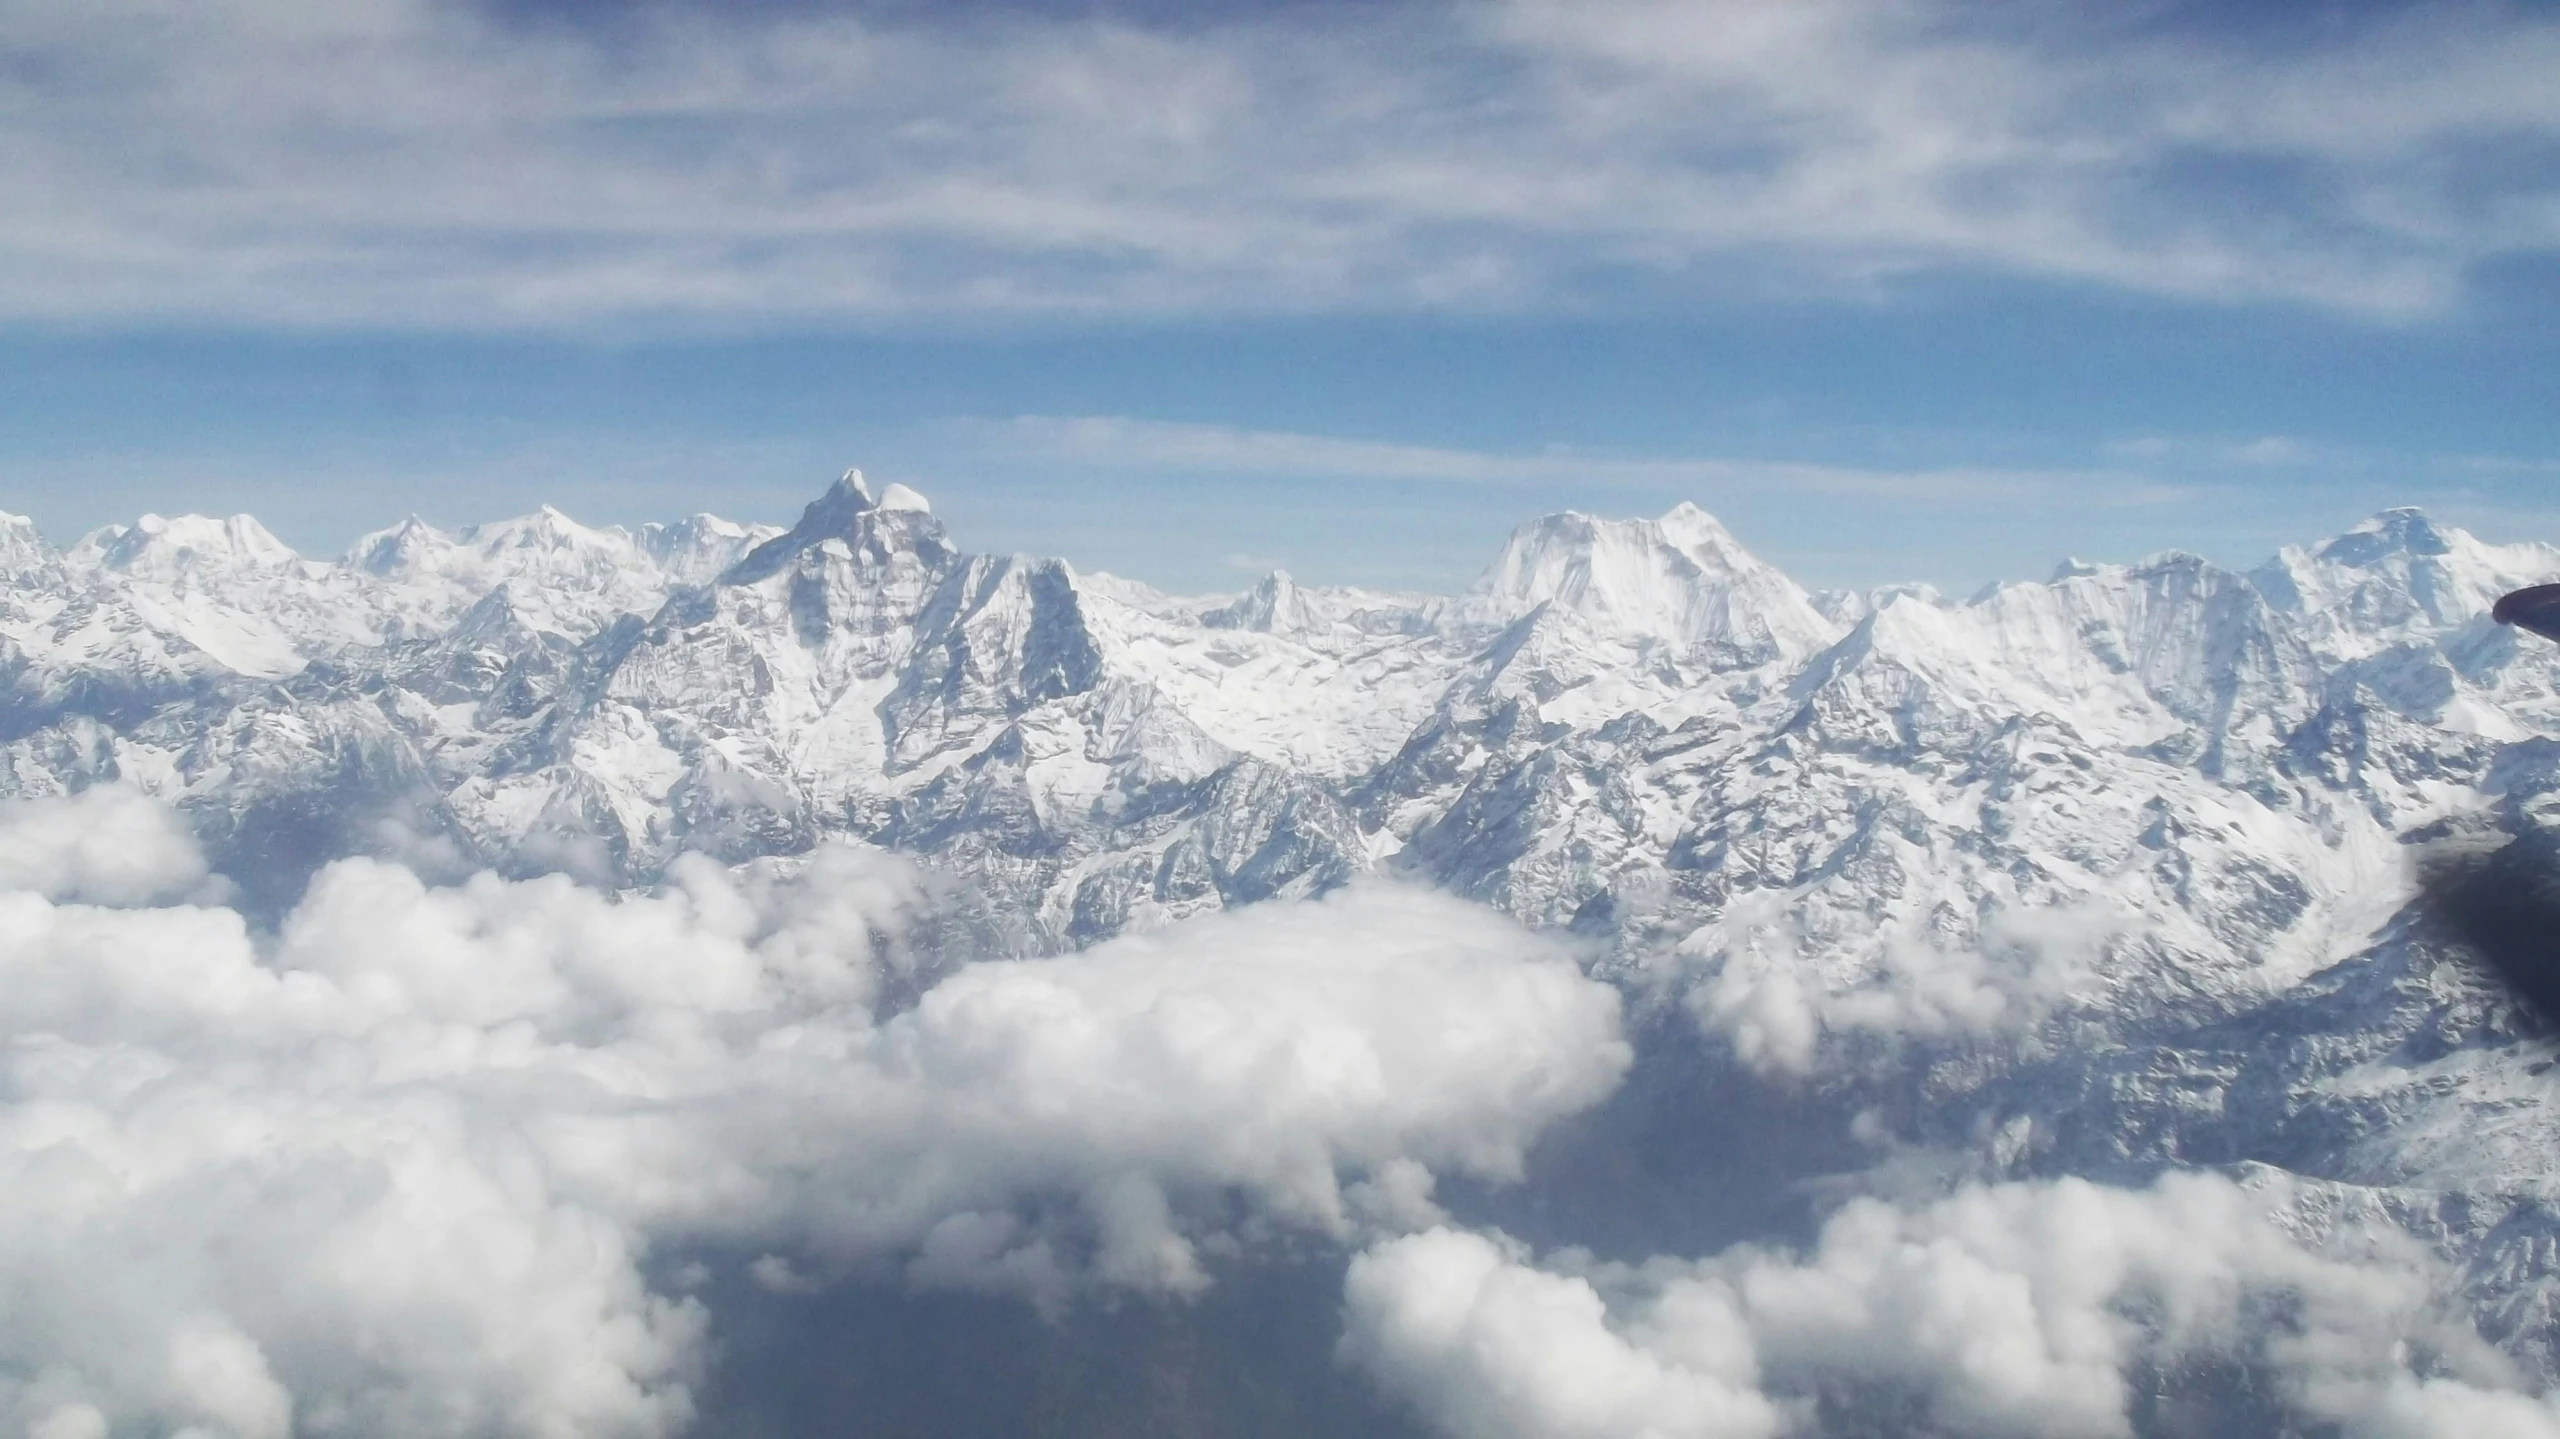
[1472,502,1836,663]
[0,511,58,575]
[2316,507,2454,566]
[1203,568,1323,635]
[95,512,299,576]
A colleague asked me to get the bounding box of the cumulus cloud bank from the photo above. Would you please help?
[1678,890,2118,1076]
[0,792,1626,1436]
[1344,1171,2558,1439]
[4,0,2558,325]
[13,790,2551,1437]
[0,785,221,906]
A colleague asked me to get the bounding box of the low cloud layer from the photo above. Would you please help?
[0,792,1626,1436]
[14,788,2557,1436]
[4,0,2558,326]
[1344,1171,2557,1439]
[1677,891,2120,1076]
[0,785,222,906]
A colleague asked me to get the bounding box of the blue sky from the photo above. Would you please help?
[4,0,2559,593]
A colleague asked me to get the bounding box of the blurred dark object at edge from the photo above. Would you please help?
[2422,829,2560,1028]
[2494,583,2560,643]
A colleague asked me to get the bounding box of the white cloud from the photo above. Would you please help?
[1677,890,2120,1076]
[1344,1171,2557,1439]
[2105,432,2335,469]
[967,415,2185,508]
[1,0,2556,327]
[1343,1226,1783,1439]
[0,785,220,906]
[0,794,1627,1435]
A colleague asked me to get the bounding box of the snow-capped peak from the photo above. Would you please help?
[0,511,57,575]
[2251,509,2560,656]
[357,506,646,589]
[1204,570,1323,635]
[724,467,950,586]
[1653,500,1759,574]
[1470,502,1838,663]
[447,580,533,646]
[457,505,632,557]
[331,506,676,643]
[2313,507,2453,567]
[347,516,449,576]
[641,514,780,587]
[88,513,300,578]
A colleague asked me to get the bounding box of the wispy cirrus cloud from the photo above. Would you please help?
[2104,428,2560,482]
[957,414,2191,508]
[2,0,2559,329]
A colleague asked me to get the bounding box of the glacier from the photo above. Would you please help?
[5,468,2560,1425]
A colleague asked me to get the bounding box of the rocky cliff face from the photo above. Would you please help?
[6,473,2560,1372]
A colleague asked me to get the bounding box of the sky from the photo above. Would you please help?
[5,0,2560,593]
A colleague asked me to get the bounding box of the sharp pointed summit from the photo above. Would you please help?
[1204,569,1321,635]
[349,516,447,576]
[723,468,950,586]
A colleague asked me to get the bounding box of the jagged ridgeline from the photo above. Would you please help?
[9,470,2560,1419]
[6,474,2554,950]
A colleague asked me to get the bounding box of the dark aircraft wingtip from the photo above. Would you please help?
[2420,834,2560,1029]
[2493,583,2560,643]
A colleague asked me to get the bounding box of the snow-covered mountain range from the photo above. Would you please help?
[8,469,2560,1396]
